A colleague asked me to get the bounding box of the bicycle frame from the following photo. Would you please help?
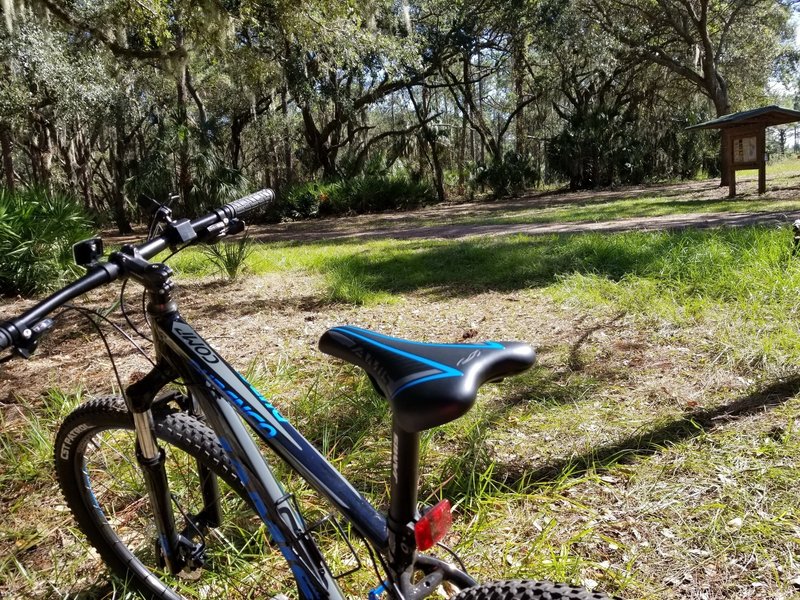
[129,291,443,599]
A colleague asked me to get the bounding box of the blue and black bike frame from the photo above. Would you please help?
[123,265,474,600]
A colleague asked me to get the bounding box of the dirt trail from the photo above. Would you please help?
[244,178,800,243]
[247,209,800,243]
[104,177,800,245]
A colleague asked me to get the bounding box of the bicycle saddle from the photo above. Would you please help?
[318,326,536,432]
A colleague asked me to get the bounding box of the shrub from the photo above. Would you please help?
[325,173,434,215]
[271,172,435,222]
[267,182,326,222]
[0,187,95,296]
[201,235,254,281]
[472,152,540,198]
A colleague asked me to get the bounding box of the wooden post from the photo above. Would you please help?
[727,131,736,198]
[722,131,731,189]
[757,129,766,194]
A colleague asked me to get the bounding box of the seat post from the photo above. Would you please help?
[387,417,420,572]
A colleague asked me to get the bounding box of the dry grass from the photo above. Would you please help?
[2,271,798,598]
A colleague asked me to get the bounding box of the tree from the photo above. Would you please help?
[0,0,793,227]
[586,0,794,183]
[242,0,470,180]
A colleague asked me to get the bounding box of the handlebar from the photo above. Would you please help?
[0,189,275,353]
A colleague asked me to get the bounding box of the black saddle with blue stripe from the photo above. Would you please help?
[318,326,536,432]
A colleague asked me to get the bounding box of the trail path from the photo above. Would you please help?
[248,208,800,243]
[107,178,800,245]
[243,178,800,243]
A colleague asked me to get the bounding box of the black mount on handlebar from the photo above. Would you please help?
[73,238,105,269]
[13,318,55,359]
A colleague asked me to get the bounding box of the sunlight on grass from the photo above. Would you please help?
[171,225,800,375]
[550,227,800,373]
[447,194,800,228]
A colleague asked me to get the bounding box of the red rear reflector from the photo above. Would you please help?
[414,499,452,551]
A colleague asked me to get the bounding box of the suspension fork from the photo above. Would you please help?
[111,251,224,569]
[152,389,222,528]
[126,364,188,572]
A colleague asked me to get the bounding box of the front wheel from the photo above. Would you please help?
[54,396,295,599]
[450,580,620,600]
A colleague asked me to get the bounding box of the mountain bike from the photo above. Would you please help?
[0,190,616,600]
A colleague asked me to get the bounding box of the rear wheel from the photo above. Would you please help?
[55,396,294,599]
[450,580,619,600]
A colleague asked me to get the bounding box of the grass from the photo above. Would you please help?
[169,225,800,375]
[201,235,255,280]
[5,177,800,598]
[243,156,800,237]
[0,388,84,485]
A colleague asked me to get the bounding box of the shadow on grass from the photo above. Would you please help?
[425,366,607,502]
[472,179,725,211]
[506,375,800,487]
[320,232,677,301]
[318,225,789,302]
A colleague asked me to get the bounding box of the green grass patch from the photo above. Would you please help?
[423,194,800,230]
[170,225,800,372]
[0,387,84,485]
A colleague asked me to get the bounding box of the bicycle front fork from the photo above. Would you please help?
[127,365,218,573]
[133,409,185,572]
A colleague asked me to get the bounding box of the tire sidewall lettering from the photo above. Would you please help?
[59,423,93,461]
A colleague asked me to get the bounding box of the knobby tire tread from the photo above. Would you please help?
[55,396,245,600]
[450,579,619,600]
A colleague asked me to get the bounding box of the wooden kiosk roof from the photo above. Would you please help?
[686,105,800,131]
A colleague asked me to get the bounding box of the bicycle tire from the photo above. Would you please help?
[449,579,619,600]
[54,396,294,599]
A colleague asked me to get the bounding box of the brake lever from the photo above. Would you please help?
[197,218,245,244]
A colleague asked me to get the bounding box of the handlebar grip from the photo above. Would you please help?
[221,189,275,219]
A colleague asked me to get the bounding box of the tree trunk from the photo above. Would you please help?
[0,121,14,193]
[62,137,76,190]
[712,90,731,187]
[458,53,470,191]
[477,50,485,164]
[409,87,445,203]
[110,114,133,234]
[175,59,193,212]
[513,31,527,156]
[231,118,244,171]
[75,131,93,210]
[281,83,293,184]
[31,120,54,190]
[301,107,339,179]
